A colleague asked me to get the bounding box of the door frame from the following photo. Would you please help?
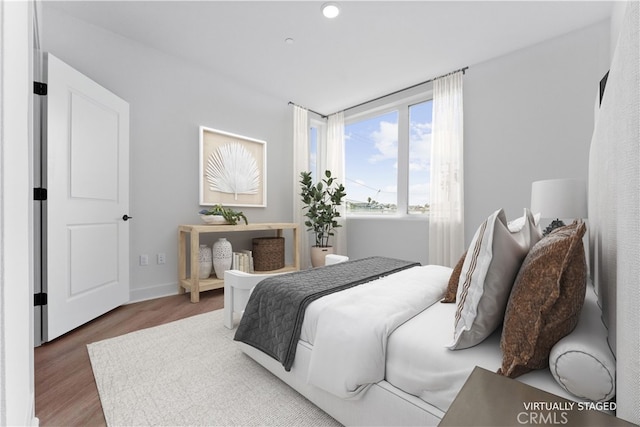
[33,51,45,346]
[0,0,37,424]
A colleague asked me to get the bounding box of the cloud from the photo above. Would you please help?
[360,118,431,172]
[382,184,398,193]
[409,121,431,171]
[369,121,398,163]
[409,182,430,205]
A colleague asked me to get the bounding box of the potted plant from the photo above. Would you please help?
[199,204,248,225]
[300,170,347,267]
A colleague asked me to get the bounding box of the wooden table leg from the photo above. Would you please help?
[293,226,300,270]
[178,229,186,294]
[190,228,200,303]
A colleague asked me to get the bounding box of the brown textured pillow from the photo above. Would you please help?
[498,220,587,378]
[441,251,466,303]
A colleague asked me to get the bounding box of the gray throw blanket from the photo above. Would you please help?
[233,256,420,371]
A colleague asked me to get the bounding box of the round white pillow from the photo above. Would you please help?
[549,287,615,401]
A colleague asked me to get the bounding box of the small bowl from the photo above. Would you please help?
[199,214,229,225]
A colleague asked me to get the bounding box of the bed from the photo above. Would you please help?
[229,3,639,425]
[231,255,606,425]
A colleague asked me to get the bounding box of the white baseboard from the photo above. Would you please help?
[128,282,181,304]
[27,391,39,427]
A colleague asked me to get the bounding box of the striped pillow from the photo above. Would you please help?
[442,210,540,304]
[448,208,540,350]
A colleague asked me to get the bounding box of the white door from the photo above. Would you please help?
[44,53,130,341]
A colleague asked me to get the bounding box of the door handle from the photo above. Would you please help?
[122,215,133,221]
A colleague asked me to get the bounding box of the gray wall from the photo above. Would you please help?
[41,6,294,301]
[42,5,611,299]
[463,20,610,243]
[348,20,611,265]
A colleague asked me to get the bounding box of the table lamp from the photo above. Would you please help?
[531,178,587,235]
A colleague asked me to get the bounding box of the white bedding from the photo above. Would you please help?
[300,265,452,398]
[296,263,584,411]
[386,297,585,413]
[235,261,600,425]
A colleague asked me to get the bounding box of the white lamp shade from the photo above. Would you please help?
[531,178,587,220]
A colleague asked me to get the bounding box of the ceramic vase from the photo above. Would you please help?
[212,237,233,278]
[310,246,334,268]
[198,244,213,279]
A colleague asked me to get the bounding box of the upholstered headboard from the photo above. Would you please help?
[588,1,639,424]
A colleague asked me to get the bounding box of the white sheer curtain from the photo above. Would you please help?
[326,112,347,257]
[429,71,465,267]
[293,105,311,269]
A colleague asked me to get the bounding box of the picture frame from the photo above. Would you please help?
[199,126,267,207]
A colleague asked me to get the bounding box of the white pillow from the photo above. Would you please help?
[508,210,541,233]
[549,286,616,401]
[448,208,540,350]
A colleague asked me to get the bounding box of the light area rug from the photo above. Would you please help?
[87,309,341,426]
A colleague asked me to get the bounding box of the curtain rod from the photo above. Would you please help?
[336,66,468,116]
[288,66,468,119]
[287,102,327,119]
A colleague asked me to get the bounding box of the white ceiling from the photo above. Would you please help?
[46,1,614,115]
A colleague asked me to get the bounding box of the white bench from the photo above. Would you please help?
[223,254,349,329]
[223,270,285,329]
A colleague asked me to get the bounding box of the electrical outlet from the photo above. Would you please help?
[157,253,166,264]
[139,254,149,266]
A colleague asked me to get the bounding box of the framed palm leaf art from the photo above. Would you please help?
[199,126,266,207]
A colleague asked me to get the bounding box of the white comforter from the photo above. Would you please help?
[304,265,451,398]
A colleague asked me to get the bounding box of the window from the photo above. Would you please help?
[308,118,326,182]
[408,100,432,214]
[343,98,433,215]
[309,124,319,181]
[345,111,399,214]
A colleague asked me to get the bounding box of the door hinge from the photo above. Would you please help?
[34,187,47,201]
[33,81,48,96]
[34,292,48,307]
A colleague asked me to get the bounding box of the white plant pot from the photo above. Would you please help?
[199,214,229,225]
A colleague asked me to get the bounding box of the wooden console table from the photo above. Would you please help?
[178,222,299,302]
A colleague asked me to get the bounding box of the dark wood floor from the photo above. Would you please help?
[34,289,224,427]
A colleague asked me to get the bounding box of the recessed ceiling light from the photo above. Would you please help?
[285,37,295,45]
[321,2,340,19]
